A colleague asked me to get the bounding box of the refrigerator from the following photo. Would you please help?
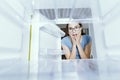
[0,0,120,80]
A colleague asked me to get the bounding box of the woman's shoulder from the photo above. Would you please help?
[82,35,92,43]
[62,36,69,40]
[83,35,91,39]
[61,36,71,46]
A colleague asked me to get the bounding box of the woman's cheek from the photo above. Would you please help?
[78,30,81,35]
[69,32,72,36]
[70,34,74,38]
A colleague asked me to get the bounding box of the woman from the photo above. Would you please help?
[61,22,92,59]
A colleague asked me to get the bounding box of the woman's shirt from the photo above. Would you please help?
[61,35,92,59]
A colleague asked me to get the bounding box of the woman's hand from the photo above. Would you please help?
[75,34,81,46]
[75,27,82,46]
[70,34,81,46]
[70,35,77,46]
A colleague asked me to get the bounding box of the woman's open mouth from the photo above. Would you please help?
[72,34,77,36]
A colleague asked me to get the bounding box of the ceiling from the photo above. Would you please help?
[1,0,100,24]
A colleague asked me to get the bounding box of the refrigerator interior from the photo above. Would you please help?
[0,0,120,80]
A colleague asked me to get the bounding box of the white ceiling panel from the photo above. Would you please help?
[33,0,90,9]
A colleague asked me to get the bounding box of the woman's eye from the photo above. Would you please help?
[75,27,78,29]
[76,26,80,29]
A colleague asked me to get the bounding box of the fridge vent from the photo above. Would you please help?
[39,8,92,20]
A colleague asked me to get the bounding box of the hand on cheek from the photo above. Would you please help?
[75,31,81,45]
[70,34,77,45]
[74,35,79,44]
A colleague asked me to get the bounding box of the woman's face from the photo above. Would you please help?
[68,23,82,37]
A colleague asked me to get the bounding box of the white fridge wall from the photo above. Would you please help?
[103,12,120,58]
[0,14,22,51]
[104,15,120,48]
[99,0,120,16]
[93,0,120,59]
[0,0,30,60]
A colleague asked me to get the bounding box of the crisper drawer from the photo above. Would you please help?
[38,59,120,80]
[0,59,28,80]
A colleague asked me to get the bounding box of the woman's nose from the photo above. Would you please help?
[72,29,76,33]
